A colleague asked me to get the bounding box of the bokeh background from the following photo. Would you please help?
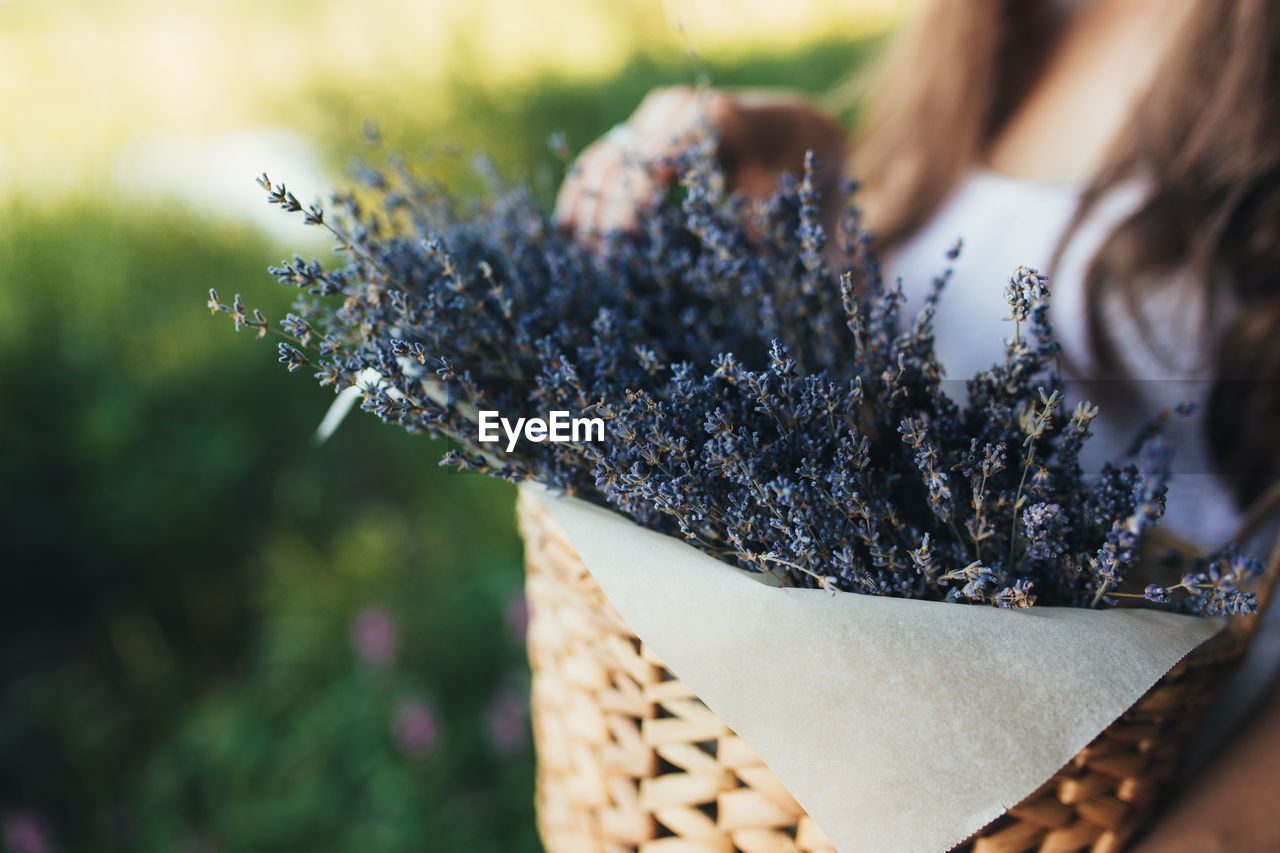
[0,1,901,849]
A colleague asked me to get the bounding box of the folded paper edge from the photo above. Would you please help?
[525,484,1225,853]
[941,625,1224,852]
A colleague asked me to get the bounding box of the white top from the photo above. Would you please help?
[882,167,1280,768]
[885,168,1242,549]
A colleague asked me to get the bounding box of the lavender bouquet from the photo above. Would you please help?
[212,148,1261,617]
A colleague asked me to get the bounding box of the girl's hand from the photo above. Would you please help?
[554,85,847,236]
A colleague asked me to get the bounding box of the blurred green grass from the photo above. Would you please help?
[0,12,882,851]
[0,201,532,851]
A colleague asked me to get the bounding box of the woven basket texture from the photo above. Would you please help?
[517,488,1279,853]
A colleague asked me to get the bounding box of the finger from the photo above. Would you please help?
[650,89,710,147]
[584,145,628,236]
[626,90,709,189]
[554,140,609,228]
[599,163,653,233]
[572,143,625,237]
[553,140,597,227]
[630,86,694,137]
[553,165,580,227]
[631,87,701,154]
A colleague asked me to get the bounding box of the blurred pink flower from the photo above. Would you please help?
[504,592,528,640]
[2,812,50,853]
[350,606,396,668]
[486,680,529,755]
[392,698,438,758]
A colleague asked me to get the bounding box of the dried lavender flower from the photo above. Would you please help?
[218,147,1259,616]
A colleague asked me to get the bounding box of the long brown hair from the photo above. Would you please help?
[854,0,1280,509]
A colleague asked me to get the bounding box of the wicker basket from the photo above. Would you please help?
[517,488,1280,853]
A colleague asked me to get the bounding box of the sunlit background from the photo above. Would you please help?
[0,1,901,849]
